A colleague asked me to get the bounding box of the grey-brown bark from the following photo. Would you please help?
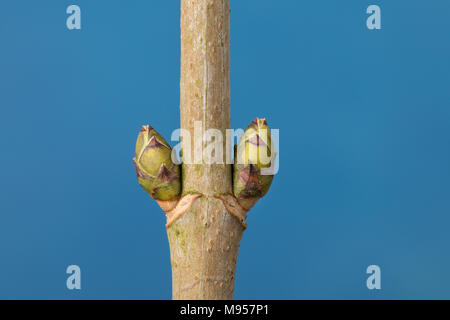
[166,0,244,300]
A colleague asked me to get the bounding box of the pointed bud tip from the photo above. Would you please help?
[140,125,153,132]
[252,118,268,126]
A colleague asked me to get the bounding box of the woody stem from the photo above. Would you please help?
[166,0,245,300]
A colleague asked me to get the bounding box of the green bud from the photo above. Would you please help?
[233,118,274,199]
[235,118,272,168]
[133,125,181,201]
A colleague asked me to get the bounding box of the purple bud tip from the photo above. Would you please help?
[140,125,153,132]
[252,118,267,126]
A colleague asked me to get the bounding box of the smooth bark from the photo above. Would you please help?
[166,0,245,300]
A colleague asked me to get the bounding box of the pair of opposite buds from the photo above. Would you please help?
[133,118,274,213]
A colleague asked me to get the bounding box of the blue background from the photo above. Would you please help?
[1,0,449,299]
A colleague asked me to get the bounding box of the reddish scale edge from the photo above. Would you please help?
[157,164,178,183]
[141,125,153,132]
[252,118,267,126]
[246,134,267,147]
